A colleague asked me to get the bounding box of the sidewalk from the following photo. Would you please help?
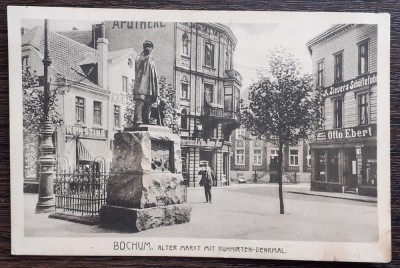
[209,182,377,203]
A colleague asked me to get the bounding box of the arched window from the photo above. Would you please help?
[181,109,188,130]
[182,34,189,56]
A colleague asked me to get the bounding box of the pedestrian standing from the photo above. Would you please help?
[198,162,215,203]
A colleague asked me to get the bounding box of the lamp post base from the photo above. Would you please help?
[35,197,55,214]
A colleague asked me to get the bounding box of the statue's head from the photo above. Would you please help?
[143,40,154,55]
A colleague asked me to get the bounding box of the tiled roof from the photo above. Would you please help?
[22,26,98,87]
[57,30,93,47]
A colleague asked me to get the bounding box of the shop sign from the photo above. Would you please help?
[316,124,376,141]
[112,21,166,30]
[65,125,108,139]
[181,138,223,148]
[325,72,377,96]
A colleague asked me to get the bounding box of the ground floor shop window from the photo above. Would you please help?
[316,151,326,181]
[362,146,377,186]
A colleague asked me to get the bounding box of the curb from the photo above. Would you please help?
[286,191,377,203]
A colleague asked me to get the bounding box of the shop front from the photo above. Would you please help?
[310,124,377,196]
[181,138,231,187]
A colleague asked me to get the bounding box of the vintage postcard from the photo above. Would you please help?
[8,6,391,262]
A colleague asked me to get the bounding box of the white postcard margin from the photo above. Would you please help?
[8,6,391,262]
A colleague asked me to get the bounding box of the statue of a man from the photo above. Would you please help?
[133,40,159,125]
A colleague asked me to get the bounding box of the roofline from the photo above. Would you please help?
[200,23,238,47]
[306,24,355,55]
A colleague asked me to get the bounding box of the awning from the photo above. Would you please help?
[77,139,110,162]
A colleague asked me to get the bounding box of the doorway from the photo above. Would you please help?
[344,148,358,192]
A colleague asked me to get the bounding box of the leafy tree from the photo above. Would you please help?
[124,76,180,134]
[239,49,323,214]
[22,67,62,177]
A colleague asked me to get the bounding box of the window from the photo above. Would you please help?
[307,147,312,166]
[128,58,133,68]
[253,149,262,166]
[182,34,189,56]
[317,61,324,87]
[225,51,231,70]
[113,105,120,127]
[333,99,343,128]
[181,109,188,129]
[204,43,215,68]
[235,149,245,165]
[204,84,214,105]
[358,41,369,75]
[181,83,188,99]
[22,55,29,69]
[236,129,245,140]
[122,76,128,92]
[334,52,343,83]
[289,149,299,166]
[75,97,85,123]
[93,101,102,125]
[358,93,369,125]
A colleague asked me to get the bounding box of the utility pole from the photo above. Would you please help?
[36,19,56,213]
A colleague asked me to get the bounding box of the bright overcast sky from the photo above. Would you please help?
[22,19,333,90]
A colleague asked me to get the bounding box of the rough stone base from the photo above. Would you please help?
[100,203,192,232]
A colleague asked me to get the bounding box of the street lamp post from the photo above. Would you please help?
[36,19,56,213]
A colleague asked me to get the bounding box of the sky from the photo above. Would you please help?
[22,19,333,90]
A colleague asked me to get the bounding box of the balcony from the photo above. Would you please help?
[202,105,224,118]
[225,69,243,83]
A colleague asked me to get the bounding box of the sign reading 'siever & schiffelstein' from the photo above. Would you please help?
[324,72,377,96]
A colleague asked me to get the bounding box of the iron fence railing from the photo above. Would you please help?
[54,168,108,216]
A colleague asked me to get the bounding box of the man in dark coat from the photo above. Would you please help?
[198,162,215,203]
[133,40,159,124]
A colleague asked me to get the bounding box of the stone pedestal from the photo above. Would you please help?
[100,126,191,232]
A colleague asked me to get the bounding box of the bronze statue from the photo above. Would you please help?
[133,40,159,125]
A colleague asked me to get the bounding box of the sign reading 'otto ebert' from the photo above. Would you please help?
[325,72,377,96]
[316,124,376,141]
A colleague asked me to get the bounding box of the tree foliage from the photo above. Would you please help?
[23,67,62,176]
[239,49,324,214]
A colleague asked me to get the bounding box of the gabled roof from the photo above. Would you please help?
[22,26,98,86]
[57,30,93,47]
[79,47,137,65]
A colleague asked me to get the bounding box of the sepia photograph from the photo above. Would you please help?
[8,6,391,262]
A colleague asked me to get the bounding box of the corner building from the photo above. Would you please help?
[104,22,242,187]
[307,24,377,196]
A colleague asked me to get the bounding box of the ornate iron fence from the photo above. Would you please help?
[54,165,108,216]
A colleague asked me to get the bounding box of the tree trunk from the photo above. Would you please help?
[277,141,284,214]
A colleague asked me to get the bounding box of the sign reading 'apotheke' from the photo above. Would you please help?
[316,124,376,141]
[325,72,377,96]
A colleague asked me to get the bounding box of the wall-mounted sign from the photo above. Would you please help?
[181,138,223,148]
[111,21,167,30]
[65,125,108,139]
[316,124,376,141]
[110,92,128,105]
[325,72,377,96]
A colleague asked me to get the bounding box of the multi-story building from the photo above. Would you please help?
[230,126,311,183]
[103,21,242,186]
[22,23,135,184]
[307,24,377,196]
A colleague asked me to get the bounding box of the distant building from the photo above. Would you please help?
[307,24,377,196]
[230,126,311,183]
[22,23,136,182]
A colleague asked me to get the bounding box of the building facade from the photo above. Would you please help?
[104,21,242,187]
[22,23,135,181]
[230,126,311,183]
[307,24,377,196]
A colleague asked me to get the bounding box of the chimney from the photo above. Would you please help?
[97,23,109,89]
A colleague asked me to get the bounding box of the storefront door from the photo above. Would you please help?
[344,148,358,190]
